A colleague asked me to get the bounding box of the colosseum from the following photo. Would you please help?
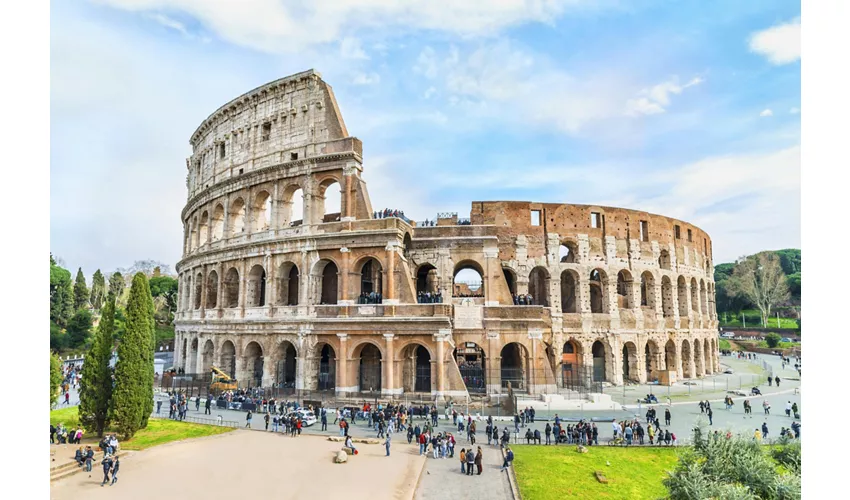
[173,69,720,403]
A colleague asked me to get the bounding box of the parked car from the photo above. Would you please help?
[724,368,734,374]
[720,332,735,339]
[781,337,793,343]
[286,409,317,427]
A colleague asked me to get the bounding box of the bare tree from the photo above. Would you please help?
[727,252,790,327]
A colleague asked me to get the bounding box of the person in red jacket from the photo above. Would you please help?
[418,432,428,455]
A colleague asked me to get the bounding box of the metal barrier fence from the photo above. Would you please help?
[150,413,239,428]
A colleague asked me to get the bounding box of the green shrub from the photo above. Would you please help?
[765,333,782,348]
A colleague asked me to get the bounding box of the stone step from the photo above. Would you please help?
[50,453,123,483]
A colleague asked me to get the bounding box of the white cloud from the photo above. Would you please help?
[414,46,439,79]
[760,109,773,117]
[340,37,368,59]
[625,76,703,116]
[423,86,437,99]
[147,13,189,36]
[94,0,605,53]
[789,107,800,114]
[352,72,380,85]
[749,18,801,65]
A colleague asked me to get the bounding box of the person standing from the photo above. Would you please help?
[665,408,671,426]
[466,447,475,475]
[264,412,270,430]
[246,410,253,428]
[385,433,392,457]
[459,448,466,474]
[110,458,120,485]
[156,400,162,415]
[762,422,769,440]
[544,423,552,445]
[785,401,792,417]
[205,395,212,415]
[195,396,201,412]
[707,407,713,426]
[775,376,781,387]
[321,409,328,431]
[475,446,484,475]
[768,375,773,386]
[763,400,771,415]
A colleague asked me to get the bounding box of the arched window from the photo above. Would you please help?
[282,186,304,226]
[229,198,246,236]
[313,260,338,305]
[560,270,578,313]
[416,264,439,295]
[589,269,606,313]
[658,249,671,270]
[223,268,240,308]
[359,258,383,301]
[277,262,299,306]
[528,267,550,306]
[616,270,634,309]
[559,241,578,263]
[253,191,271,232]
[211,204,224,241]
[640,271,656,309]
[453,261,484,298]
[206,270,218,308]
[319,179,342,223]
[247,265,266,307]
[198,211,209,246]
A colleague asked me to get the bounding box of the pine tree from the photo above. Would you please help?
[79,294,115,437]
[90,270,107,311]
[66,309,93,348]
[111,273,155,439]
[74,268,89,310]
[50,351,62,408]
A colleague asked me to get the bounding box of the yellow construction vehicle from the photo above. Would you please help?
[209,366,238,393]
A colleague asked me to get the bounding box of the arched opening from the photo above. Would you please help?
[229,198,246,236]
[402,344,432,393]
[358,257,383,301]
[658,249,671,270]
[640,271,656,309]
[591,340,608,382]
[247,265,267,307]
[211,204,224,241]
[690,278,699,314]
[206,270,218,308]
[616,270,635,309]
[455,343,486,393]
[703,338,712,374]
[694,339,704,376]
[416,264,439,296]
[559,241,578,263]
[220,340,236,379]
[699,280,708,316]
[503,267,517,296]
[244,341,264,387]
[560,270,578,313]
[661,276,674,318]
[201,339,214,374]
[318,344,336,391]
[189,338,198,372]
[681,340,693,378]
[622,342,639,383]
[282,186,304,226]
[319,179,342,222]
[313,260,339,305]
[193,272,202,309]
[589,269,606,313]
[402,233,413,260]
[198,211,209,246]
[561,340,582,387]
[183,275,192,310]
[190,218,198,251]
[645,340,661,382]
[500,343,528,392]
[528,266,550,306]
[677,276,689,317]
[453,261,484,298]
[665,340,677,373]
[277,262,300,306]
[252,190,272,232]
[274,341,297,389]
[223,268,240,308]
[357,343,382,392]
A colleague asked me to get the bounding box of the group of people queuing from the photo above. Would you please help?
[416,290,444,303]
[511,294,539,306]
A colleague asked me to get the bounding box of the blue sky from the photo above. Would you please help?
[50,0,800,275]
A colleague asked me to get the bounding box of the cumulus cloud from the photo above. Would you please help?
[760,109,773,117]
[749,18,801,65]
[93,0,605,53]
[340,37,368,59]
[625,77,703,116]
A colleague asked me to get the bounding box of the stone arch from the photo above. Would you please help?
[677,276,689,317]
[500,342,530,392]
[318,177,342,222]
[190,217,198,251]
[559,240,578,263]
[640,271,656,309]
[219,340,236,379]
[502,267,518,296]
[277,261,300,306]
[622,341,639,383]
[528,266,550,306]
[229,197,246,236]
[699,279,708,316]
[645,339,661,382]
[274,340,298,389]
[356,256,384,299]
[589,269,608,313]
[211,203,224,241]
[453,260,484,297]
[400,342,432,393]
[681,339,693,378]
[402,233,413,260]
[690,277,700,314]
[189,337,198,372]
[252,190,272,232]
[591,339,612,383]
[223,267,240,308]
[193,271,203,309]
[658,249,671,270]
[703,338,712,374]
[694,338,704,376]
[560,269,579,313]
[183,275,192,310]
[243,341,265,387]
[560,339,584,386]
[247,264,267,307]
[206,270,218,308]
[281,184,305,226]
[616,270,635,309]
[317,342,336,391]
[352,341,383,392]
[664,339,677,373]
[200,339,214,374]
[416,263,439,295]
[661,276,674,318]
[454,342,486,393]
[198,211,209,246]
[312,259,339,305]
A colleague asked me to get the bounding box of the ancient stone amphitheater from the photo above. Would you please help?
[174,70,719,401]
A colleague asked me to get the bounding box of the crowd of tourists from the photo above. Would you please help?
[511,294,539,305]
[51,422,84,444]
[357,291,384,304]
[374,209,411,222]
[416,291,444,303]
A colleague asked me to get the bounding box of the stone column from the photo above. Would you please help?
[483,247,499,305]
[434,329,450,397]
[383,333,396,396]
[336,334,349,394]
[487,330,502,394]
[384,242,397,304]
[200,266,207,319]
[339,247,352,304]
[195,337,204,375]
[528,329,543,394]
[342,162,358,221]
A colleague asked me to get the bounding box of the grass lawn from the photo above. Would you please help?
[512,445,679,500]
[50,407,233,450]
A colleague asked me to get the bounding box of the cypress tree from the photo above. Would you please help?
[74,268,89,310]
[109,272,125,302]
[90,270,107,310]
[79,294,115,437]
[112,273,155,439]
[50,351,62,408]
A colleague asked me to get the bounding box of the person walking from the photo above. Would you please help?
[100,455,114,487]
[246,410,253,429]
[544,423,552,445]
[205,396,212,415]
[768,375,773,386]
[785,401,792,418]
[665,408,671,426]
[195,397,201,412]
[110,458,120,485]
[264,412,270,430]
[763,400,771,415]
[792,402,799,418]
[475,446,484,475]
[385,433,391,456]
[460,448,467,474]
[762,422,769,440]
[156,400,162,415]
[775,376,781,387]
